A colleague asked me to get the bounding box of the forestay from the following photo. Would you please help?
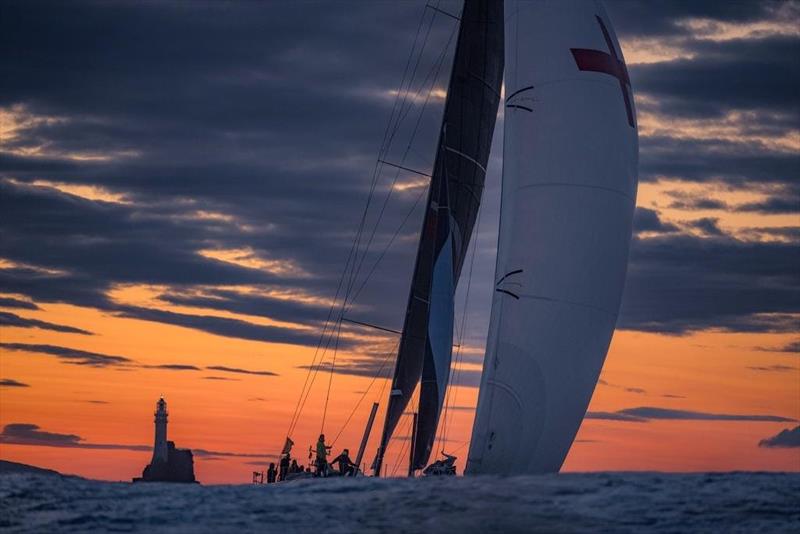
[467,0,638,475]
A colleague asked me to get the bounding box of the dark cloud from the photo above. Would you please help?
[746,364,795,372]
[638,135,800,185]
[450,369,483,389]
[202,376,240,381]
[755,340,800,353]
[0,0,797,356]
[619,233,800,334]
[606,1,778,38]
[85,400,109,404]
[0,342,132,367]
[1,340,281,377]
[585,411,648,423]
[632,36,800,120]
[0,422,274,458]
[758,425,800,448]
[668,197,729,211]
[597,379,647,395]
[0,297,39,310]
[205,365,278,377]
[0,311,92,335]
[742,226,800,242]
[687,218,725,236]
[633,207,679,235]
[592,406,797,423]
[0,423,82,446]
[144,364,201,371]
[0,378,30,388]
[159,290,330,326]
[298,356,482,389]
[113,305,344,349]
[298,358,394,380]
[192,449,276,460]
[737,195,800,215]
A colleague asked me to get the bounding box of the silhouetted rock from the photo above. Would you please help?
[136,441,195,483]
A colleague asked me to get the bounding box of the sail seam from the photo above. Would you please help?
[444,146,488,174]
[515,182,635,202]
[486,379,524,410]
[516,293,619,317]
[468,70,502,100]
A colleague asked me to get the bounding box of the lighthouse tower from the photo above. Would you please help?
[152,396,169,464]
[134,395,195,483]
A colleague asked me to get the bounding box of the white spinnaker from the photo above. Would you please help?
[466,0,638,475]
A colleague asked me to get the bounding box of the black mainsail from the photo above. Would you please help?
[375,0,503,475]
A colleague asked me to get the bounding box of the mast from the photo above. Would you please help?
[467,0,638,475]
[374,0,504,476]
[408,412,418,477]
[354,402,379,475]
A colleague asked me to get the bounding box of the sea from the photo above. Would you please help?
[1,471,798,533]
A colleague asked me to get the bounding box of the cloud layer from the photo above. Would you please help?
[0,1,797,363]
[586,406,796,423]
[0,423,274,459]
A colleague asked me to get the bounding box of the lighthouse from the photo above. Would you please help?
[152,396,169,464]
[134,395,196,483]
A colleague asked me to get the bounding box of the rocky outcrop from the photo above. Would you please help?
[134,441,196,483]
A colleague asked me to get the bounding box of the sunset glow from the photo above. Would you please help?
[1,0,798,484]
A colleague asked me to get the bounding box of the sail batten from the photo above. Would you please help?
[467,0,638,476]
[375,0,504,475]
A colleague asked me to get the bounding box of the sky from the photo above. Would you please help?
[0,0,798,484]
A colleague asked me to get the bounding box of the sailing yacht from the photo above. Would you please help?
[282,0,637,479]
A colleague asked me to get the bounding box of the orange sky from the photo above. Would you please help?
[1,290,798,483]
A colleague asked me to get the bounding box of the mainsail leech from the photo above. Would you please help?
[467,0,639,475]
[375,0,504,475]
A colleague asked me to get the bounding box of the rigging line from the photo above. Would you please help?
[425,4,459,21]
[341,317,402,336]
[376,159,432,178]
[284,3,435,437]
[344,4,440,301]
[330,340,398,447]
[293,2,457,455]
[346,3,457,299]
[389,402,415,476]
[321,313,345,433]
[365,22,460,454]
[343,19,459,314]
[371,2,432,214]
[337,2,435,331]
[344,184,426,313]
[290,251,364,435]
[295,175,425,436]
[449,440,468,455]
[377,3,429,161]
[441,201,483,448]
[346,56,450,311]
[285,232,360,437]
[380,1,442,166]
[292,296,353,436]
[384,0,460,151]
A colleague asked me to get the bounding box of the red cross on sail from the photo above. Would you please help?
[570,15,635,127]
